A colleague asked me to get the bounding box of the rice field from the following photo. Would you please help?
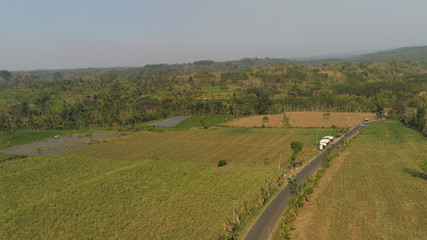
[292,121,427,239]
[226,112,377,128]
[0,126,339,239]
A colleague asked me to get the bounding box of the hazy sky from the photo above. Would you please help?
[1,0,427,70]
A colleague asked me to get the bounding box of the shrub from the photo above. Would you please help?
[283,113,290,127]
[218,159,227,167]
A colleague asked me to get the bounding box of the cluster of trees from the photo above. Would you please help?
[0,60,425,134]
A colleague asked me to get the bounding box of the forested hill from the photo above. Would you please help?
[1,59,426,135]
[1,45,426,134]
[348,46,427,63]
[5,46,427,82]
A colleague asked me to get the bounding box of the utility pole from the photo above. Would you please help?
[232,199,237,224]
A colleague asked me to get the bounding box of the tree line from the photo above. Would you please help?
[0,61,425,134]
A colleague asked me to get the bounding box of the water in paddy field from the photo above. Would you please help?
[0,131,123,157]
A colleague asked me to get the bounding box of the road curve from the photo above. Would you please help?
[243,120,383,240]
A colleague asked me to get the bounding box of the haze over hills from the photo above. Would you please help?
[348,46,427,63]
[7,45,426,76]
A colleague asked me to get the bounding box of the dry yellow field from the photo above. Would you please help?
[226,112,377,128]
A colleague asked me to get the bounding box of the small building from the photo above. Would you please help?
[323,136,334,141]
[319,138,330,149]
[319,136,334,149]
[381,108,392,116]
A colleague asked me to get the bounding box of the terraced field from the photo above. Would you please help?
[292,121,427,239]
[0,127,338,239]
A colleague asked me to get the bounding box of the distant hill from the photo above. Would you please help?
[347,46,427,63]
[7,46,427,79]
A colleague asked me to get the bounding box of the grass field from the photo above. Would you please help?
[0,130,85,149]
[226,112,377,128]
[0,153,24,162]
[0,126,339,239]
[176,115,243,128]
[292,121,427,239]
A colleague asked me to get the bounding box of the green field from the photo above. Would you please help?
[176,115,243,128]
[0,130,85,149]
[292,121,427,239]
[0,126,338,239]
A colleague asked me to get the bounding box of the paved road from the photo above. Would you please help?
[243,120,383,240]
[147,116,189,127]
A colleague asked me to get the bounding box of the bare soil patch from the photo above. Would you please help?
[225,112,377,128]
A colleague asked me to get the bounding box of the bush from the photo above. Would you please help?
[218,159,227,167]
[283,113,290,127]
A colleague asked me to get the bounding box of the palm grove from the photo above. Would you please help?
[0,60,426,134]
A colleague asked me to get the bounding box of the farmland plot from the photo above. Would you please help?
[226,112,377,128]
[292,121,427,240]
[0,127,338,239]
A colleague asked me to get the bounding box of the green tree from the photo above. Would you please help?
[53,71,64,80]
[218,159,227,167]
[199,116,207,128]
[288,155,296,168]
[0,70,11,80]
[290,141,303,156]
[283,113,290,127]
[375,96,388,113]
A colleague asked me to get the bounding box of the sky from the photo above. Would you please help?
[1,0,427,70]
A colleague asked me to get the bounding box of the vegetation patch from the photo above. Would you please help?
[218,159,227,167]
[176,115,242,128]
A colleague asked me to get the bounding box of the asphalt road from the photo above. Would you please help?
[147,116,189,127]
[243,120,383,240]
